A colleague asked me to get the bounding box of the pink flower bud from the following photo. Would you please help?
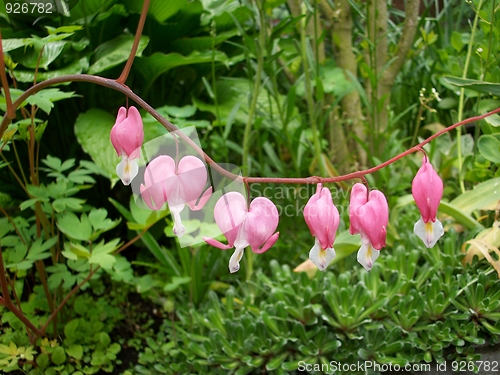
[412,157,444,248]
[303,183,340,271]
[110,106,144,185]
[203,192,279,273]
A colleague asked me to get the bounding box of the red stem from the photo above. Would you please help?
[0,31,15,120]
[116,0,150,84]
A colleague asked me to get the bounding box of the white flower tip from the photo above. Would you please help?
[172,211,185,238]
[414,217,444,248]
[357,244,379,271]
[309,239,335,271]
[117,157,138,185]
[229,248,245,273]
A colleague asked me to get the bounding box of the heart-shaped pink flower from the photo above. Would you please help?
[203,192,279,273]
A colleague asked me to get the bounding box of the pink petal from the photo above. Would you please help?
[357,190,388,250]
[213,192,247,247]
[187,187,213,211]
[177,156,209,205]
[110,106,144,158]
[244,197,279,253]
[251,232,279,254]
[349,183,368,235]
[304,184,339,250]
[412,158,443,223]
[202,236,233,250]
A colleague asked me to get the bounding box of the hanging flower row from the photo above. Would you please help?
[110,106,445,273]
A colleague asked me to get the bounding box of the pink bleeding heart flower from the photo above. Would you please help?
[349,183,389,271]
[303,183,340,271]
[110,106,144,185]
[140,155,212,238]
[203,192,279,273]
[412,157,444,248]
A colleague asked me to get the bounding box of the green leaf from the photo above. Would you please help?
[89,253,116,269]
[450,177,500,214]
[478,135,500,163]
[134,50,229,87]
[1,38,32,52]
[27,236,57,261]
[74,109,118,185]
[13,57,90,83]
[92,239,120,255]
[123,0,187,22]
[88,35,149,75]
[57,212,93,241]
[443,76,500,96]
[438,201,484,231]
[450,31,464,52]
[27,89,77,115]
[66,344,83,360]
[51,346,66,366]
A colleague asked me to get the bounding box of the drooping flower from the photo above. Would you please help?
[203,192,279,273]
[349,183,389,271]
[412,157,444,248]
[140,155,212,238]
[303,183,340,271]
[110,106,144,185]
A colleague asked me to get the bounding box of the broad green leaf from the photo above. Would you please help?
[20,40,66,70]
[88,35,149,75]
[437,201,484,231]
[478,135,500,163]
[450,177,500,214]
[1,38,32,52]
[444,76,500,96]
[74,109,118,185]
[14,57,89,83]
[57,212,93,241]
[134,50,230,88]
[123,0,187,22]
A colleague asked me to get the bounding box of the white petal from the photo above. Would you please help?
[414,217,444,248]
[309,238,336,271]
[171,208,185,238]
[229,247,245,273]
[357,243,379,271]
[116,157,138,185]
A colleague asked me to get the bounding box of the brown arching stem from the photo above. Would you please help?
[1,74,500,187]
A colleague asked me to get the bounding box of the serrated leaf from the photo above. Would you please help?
[57,212,92,241]
[89,253,116,269]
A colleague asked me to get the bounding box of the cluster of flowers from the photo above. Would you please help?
[110,106,445,273]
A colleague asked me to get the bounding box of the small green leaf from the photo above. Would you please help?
[66,344,83,360]
[478,135,500,163]
[51,346,66,366]
[89,253,116,269]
